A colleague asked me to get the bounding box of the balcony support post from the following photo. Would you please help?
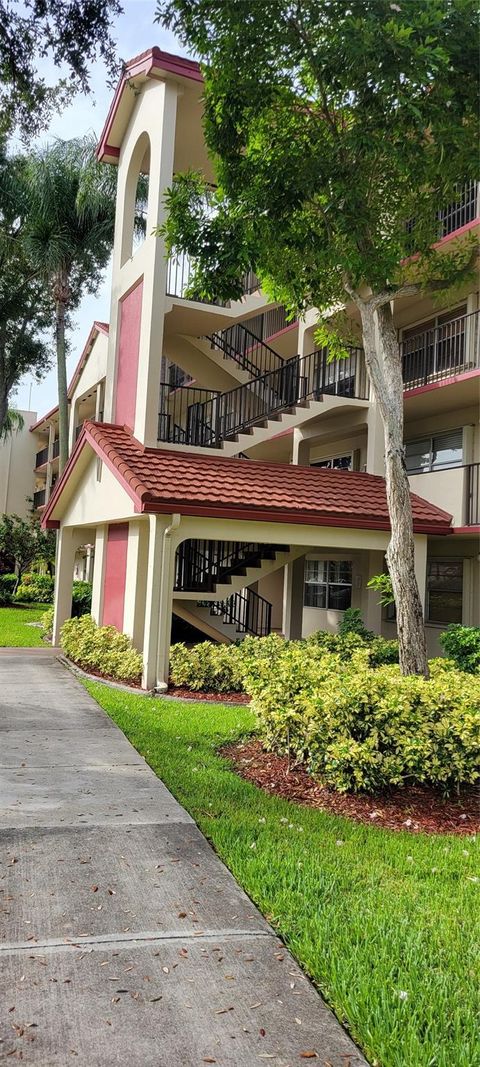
[282,554,305,640]
[52,526,84,645]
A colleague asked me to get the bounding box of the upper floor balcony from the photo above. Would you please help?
[402,308,479,391]
[166,253,259,305]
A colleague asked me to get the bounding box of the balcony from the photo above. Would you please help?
[35,445,49,468]
[402,309,479,390]
[438,180,479,238]
[408,464,479,528]
[52,438,59,459]
[33,489,46,509]
[166,252,259,303]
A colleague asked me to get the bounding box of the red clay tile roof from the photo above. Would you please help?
[43,421,453,534]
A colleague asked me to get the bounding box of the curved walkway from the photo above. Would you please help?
[0,649,367,1066]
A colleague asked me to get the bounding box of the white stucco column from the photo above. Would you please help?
[142,514,166,690]
[291,428,310,466]
[123,519,148,650]
[363,549,386,634]
[283,555,305,639]
[366,405,385,475]
[91,525,108,625]
[414,534,428,617]
[52,526,82,645]
[155,517,181,689]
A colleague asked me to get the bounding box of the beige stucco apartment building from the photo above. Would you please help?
[37,47,478,689]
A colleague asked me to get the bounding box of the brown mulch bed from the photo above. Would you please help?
[221,739,480,835]
[167,686,251,704]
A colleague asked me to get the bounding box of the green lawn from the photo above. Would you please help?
[0,604,50,646]
[85,681,479,1067]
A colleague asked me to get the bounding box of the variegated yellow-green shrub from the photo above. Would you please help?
[243,643,480,795]
[60,614,142,683]
[169,640,245,692]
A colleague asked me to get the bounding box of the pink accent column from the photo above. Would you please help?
[114,279,143,430]
[102,524,129,631]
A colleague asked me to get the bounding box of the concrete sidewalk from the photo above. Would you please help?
[0,650,367,1066]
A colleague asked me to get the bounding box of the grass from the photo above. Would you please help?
[85,681,479,1067]
[0,603,50,646]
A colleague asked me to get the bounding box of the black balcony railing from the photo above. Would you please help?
[35,445,49,467]
[402,310,479,390]
[438,180,479,238]
[165,252,259,303]
[209,588,272,637]
[158,346,366,448]
[466,463,480,526]
[33,489,46,509]
[158,384,220,446]
[52,438,60,459]
[208,321,284,377]
[175,539,286,593]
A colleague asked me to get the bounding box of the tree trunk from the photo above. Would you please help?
[358,299,429,678]
[54,271,70,474]
[0,388,8,440]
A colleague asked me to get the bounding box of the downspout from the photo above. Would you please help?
[155,513,181,692]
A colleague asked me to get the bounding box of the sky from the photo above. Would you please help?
[15,0,187,419]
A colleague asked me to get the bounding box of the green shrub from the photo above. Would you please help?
[0,573,16,605]
[41,607,54,638]
[440,625,480,674]
[244,642,480,795]
[60,615,142,683]
[307,628,399,667]
[338,607,374,640]
[169,640,245,692]
[14,573,54,603]
[72,580,92,616]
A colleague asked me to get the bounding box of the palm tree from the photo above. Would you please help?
[0,408,24,441]
[22,137,117,472]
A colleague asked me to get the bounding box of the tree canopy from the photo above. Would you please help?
[0,0,122,137]
[0,147,52,437]
[157,0,478,310]
[156,0,479,677]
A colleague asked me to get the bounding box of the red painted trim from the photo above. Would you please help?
[400,217,479,265]
[114,279,143,430]
[97,48,202,162]
[30,404,60,432]
[45,520,60,530]
[404,368,480,398]
[452,525,480,535]
[433,218,479,248]
[140,498,450,534]
[102,523,129,631]
[265,321,298,344]
[31,321,109,432]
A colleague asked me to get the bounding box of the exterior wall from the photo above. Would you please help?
[105,78,179,447]
[114,280,143,428]
[0,411,38,518]
[102,523,129,630]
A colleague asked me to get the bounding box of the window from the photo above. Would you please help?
[311,454,352,471]
[405,430,463,474]
[304,560,352,610]
[427,560,463,624]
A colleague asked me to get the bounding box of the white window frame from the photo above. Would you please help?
[405,428,463,475]
[426,558,464,626]
[304,559,353,610]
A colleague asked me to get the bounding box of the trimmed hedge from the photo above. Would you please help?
[243,641,480,794]
[60,615,142,683]
[0,573,17,605]
[440,625,480,674]
[14,573,54,603]
[72,580,92,616]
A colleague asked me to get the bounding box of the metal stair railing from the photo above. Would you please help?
[208,321,284,377]
[209,587,272,637]
[187,345,366,448]
[174,539,288,593]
